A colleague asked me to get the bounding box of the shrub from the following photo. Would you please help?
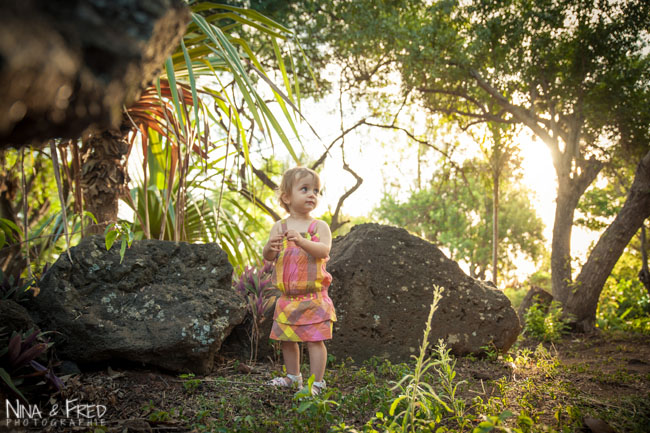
[523,301,571,342]
[597,276,650,333]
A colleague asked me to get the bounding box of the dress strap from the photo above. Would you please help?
[307,220,318,235]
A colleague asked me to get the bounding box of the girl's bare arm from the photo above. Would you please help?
[263,221,283,261]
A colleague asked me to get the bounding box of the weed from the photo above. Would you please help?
[179,372,201,393]
[293,375,340,431]
[0,268,39,303]
[366,285,452,432]
[594,369,639,385]
[480,342,500,362]
[524,301,571,342]
[513,348,533,367]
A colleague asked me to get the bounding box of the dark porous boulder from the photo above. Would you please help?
[0,299,36,334]
[31,235,245,374]
[327,224,520,362]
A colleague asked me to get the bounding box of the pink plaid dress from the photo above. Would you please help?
[270,219,337,342]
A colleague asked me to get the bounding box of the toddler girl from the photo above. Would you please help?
[263,167,336,396]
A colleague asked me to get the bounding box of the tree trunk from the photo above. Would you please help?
[549,152,602,305]
[550,178,580,305]
[565,150,650,331]
[80,130,130,235]
[639,224,650,297]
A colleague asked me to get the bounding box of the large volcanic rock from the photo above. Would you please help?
[30,235,245,374]
[0,299,36,335]
[327,224,520,362]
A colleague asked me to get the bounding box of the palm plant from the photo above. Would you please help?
[113,2,306,253]
[122,2,308,265]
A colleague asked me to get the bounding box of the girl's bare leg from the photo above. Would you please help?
[307,341,327,382]
[282,341,300,376]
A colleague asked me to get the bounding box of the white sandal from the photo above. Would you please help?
[296,379,326,396]
[268,373,303,389]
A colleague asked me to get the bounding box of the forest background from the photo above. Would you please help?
[1,0,649,340]
[1,1,650,431]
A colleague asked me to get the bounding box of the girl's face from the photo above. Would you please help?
[282,174,320,214]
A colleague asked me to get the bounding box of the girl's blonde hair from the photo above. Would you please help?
[278,167,321,212]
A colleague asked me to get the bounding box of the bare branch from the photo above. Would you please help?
[311,118,368,170]
[417,86,487,113]
[361,120,455,160]
[330,149,363,233]
[469,69,557,147]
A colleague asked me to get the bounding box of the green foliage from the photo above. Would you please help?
[523,301,571,342]
[576,155,635,231]
[0,148,95,277]
[362,286,461,433]
[271,0,650,323]
[0,269,37,304]
[597,251,650,333]
[136,326,650,433]
[480,342,500,363]
[104,221,135,264]
[502,287,526,311]
[293,375,340,430]
[0,218,20,249]
[1,1,310,280]
[179,373,202,393]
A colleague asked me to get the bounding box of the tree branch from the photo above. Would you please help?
[311,118,368,170]
[469,68,557,147]
[417,86,487,114]
[361,120,455,160]
[330,149,363,233]
[228,181,282,222]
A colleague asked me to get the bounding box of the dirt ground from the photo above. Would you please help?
[2,331,649,433]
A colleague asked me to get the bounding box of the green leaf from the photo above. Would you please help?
[0,367,27,403]
[192,3,293,35]
[498,410,514,422]
[83,211,98,224]
[389,395,407,416]
[119,238,127,263]
[105,230,119,251]
[180,38,201,138]
[272,38,293,103]
[0,217,21,234]
[165,56,185,134]
[473,421,494,433]
[296,401,312,413]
